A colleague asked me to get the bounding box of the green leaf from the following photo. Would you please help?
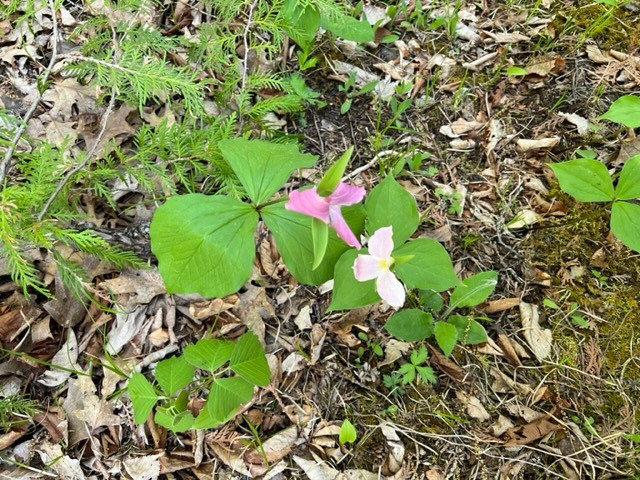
[154,407,195,433]
[321,13,374,42]
[434,321,458,357]
[128,373,158,424]
[447,315,488,345]
[282,0,320,47]
[393,238,458,292]
[207,377,254,425]
[262,202,365,285]
[615,155,640,200]
[418,290,444,311]
[549,159,614,202]
[410,345,428,365]
[317,147,353,196]
[506,66,528,76]
[339,419,357,444]
[365,176,419,244]
[184,338,235,372]
[328,249,379,311]
[610,201,640,253]
[311,218,329,270]
[219,138,316,205]
[384,309,434,341]
[450,271,498,308]
[150,194,259,297]
[398,363,416,383]
[415,365,437,384]
[599,95,640,128]
[229,333,270,386]
[193,406,216,430]
[155,355,195,395]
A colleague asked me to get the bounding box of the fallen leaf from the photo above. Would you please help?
[516,137,559,152]
[38,442,86,479]
[558,112,590,135]
[482,298,520,313]
[123,454,161,480]
[42,78,97,120]
[105,306,146,355]
[455,391,491,421]
[38,330,79,387]
[294,305,312,331]
[503,414,563,446]
[379,339,412,367]
[100,268,166,306]
[520,303,552,362]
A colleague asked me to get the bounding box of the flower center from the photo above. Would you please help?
[378,257,394,270]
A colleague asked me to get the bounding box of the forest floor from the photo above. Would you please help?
[1,1,640,479]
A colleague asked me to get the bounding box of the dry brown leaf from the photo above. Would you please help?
[483,297,520,313]
[379,339,412,367]
[42,78,97,119]
[38,330,79,387]
[520,302,552,362]
[100,268,166,306]
[123,454,162,480]
[231,284,274,343]
[503,414,563,446]
[455,391,491,421]
[427,343,466,383]
[516,137,559,152]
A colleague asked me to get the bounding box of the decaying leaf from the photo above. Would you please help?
[520,303,552,362]
[455,390,491,421]
[38,330,79,387]
[503,413,563,446]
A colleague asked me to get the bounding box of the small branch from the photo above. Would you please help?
[0,0,58,186]
[341,150,399,182]
[236,0,258,131]
[37,90,116,221]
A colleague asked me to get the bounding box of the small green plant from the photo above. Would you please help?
[384,271,496,356]
[0,395,38,432]
[355,331,383,365]
[549,95,640,253]
[339,419,357,445]
[128,332,269,432]
[397,345,436,385]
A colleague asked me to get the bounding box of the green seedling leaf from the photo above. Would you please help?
[599,95,640,128]
[150,194,259,298]
[207,377,254,425]
[219,138,316,206]
[398,363,415,383]
[317,146,353,196]
[154,407,195,433]
[229,333,270,386]
[329,249,379,310]
[365,176,419,244]
[394,238,459,292]
[506,66,528,76]
[155,355,195,395]
[576,149,597,159]
[450,271,498,309]
[543,298,560,310]
[610,201,640,253]
[262,202,365,285]
[447,315,488,345]
[321,13,374,42]
[128,373,158,424]
[339,419,358,444]
[549,159,614,202]
[184,338,235,372]
[311,218,329,270]
[282,0,320,47]
[410,345,428,365]
[416,365,437,384]
[434,321,458,357]
[615,155,640,200]
[571,315,590,329]
[384,309,434,341]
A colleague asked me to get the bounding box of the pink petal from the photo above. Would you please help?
[285,188,330,223]
[327,182,366,206]
[353,255,382,281]
[329,205,361,248]
[376,269,405,309]
[368,226,394,259]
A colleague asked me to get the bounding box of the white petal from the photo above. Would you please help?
[368,226,394,259]
[376,270,405,309]
[353,255,382,281]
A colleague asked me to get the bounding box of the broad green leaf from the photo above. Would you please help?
[128,373,158,424]
[282,0,320,47]
[447,315,488,345]
[393,238,458,292]
[311,218,329,270]
[365,176,419,244]
[385,309,434,341]
[155,355,195,395]
[418,290,444,311]
[184,339,235,372]
[450,271,498,308]
[207,377,254,425]
[434,321,458,357]
[193,405,216,430]
[610,201,640,253]
[321,13,374,42]
[317,147,353,196]
[154,407,195,433]
[229,333,270,386]
[599,95,640,128]
[150,194,258,297]
[262,202,365,285]
[339,419,357,444]
[549,159,614,202]
[615,155,640,200]
[506,66,527,76]
[219,138,316,206]
[328,249,379,311]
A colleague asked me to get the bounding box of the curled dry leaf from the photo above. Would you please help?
[520,302,552,362]
[455,391,491,421]
[503,413,563,446]
[516,137,559,152]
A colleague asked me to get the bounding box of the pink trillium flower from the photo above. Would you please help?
[353,226,405,309]
[285,182,366,248]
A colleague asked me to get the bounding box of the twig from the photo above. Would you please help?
[0,0,58,186]
[341,150,399,181]
[236,0,258,131]
[37,90,116,221]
